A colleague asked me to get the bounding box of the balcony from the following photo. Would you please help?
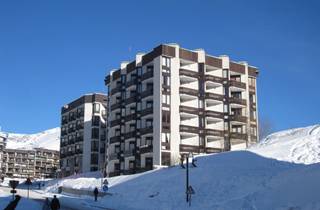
[110,136,121,144]
[205,129,224,137]
[229,80,246,90]
[125,113,136,122]
[75,136,83,142]
[230,132,247,141]
[229,97,246,107]
[110,118,122,127]
[205,75,224,89]
[141,89,153,99]
[140,107,153,117]
[180,68,199,78]
[125,94,137,105]
[140,126,153,135]
[109,153,119,161]
[180,144,204,153]
[141,71,154,81]
[179,87,198,97]
[205,92,224,102]
[126,78,137,88]
[124,149,135,157]
[111,102,122,111]
[206,147,223,153]
[179,106,198,120]
[125,131,136,139]
[205,110,224,122]
[140,145,153,154]
[230,115,247,124]
[180,125,199,134]
[179,69,198,84]
[111,85,122,95]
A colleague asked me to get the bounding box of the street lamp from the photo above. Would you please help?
[180,153,196,206]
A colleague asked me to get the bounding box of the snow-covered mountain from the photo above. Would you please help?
[45,124,320,210]
[0,127,60,151]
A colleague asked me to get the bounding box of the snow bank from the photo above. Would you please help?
[44,124,320,210]
[249,124,320,164]
[1,127,60,151]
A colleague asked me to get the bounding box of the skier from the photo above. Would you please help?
[93,187,99,201]
[50,195,60,210]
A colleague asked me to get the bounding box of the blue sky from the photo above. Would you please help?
[0,0,319,133]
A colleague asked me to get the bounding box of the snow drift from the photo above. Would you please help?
[1,127,60,151]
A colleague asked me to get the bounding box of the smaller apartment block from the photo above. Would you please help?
[60,93,107,177]
[2,148,59,178]
[105,44,259,177]
[0,134,6,175]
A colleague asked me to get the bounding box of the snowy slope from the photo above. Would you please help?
[249,124,320,164]
[44,124,320,210]
[1,127,60,151]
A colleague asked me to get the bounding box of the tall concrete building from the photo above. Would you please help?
[60,93,107,177]
[104,44,259,177]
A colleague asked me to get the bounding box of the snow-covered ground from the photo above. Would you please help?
[0,189,42,210]
[249,124,320,164]
[0,127,60,150]
[43,124,320,210]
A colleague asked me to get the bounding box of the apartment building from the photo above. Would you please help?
[0,134,7,175]
[60,93,107,177]
[104,44,259,177]
[2,148,59,178]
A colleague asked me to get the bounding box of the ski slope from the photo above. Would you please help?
[1,127,60,151]
[45,124,320,210]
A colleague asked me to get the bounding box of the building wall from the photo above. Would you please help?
[105,44,259,177]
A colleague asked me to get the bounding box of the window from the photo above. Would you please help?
[90,153,98,165]
[162,75,170,86]
[137,67,142,76]
[129,142,135,151]
[92,116,100,126]
[115,129,120,136]
[162,94,170,105]
[146,65,154,72]
[162,57,171,67]
[199,117,205,127]
[115,145,120,153]
[121,75,126,84]
[146,137,153,146]
[162,133,170,143]
[146,119,153,128]
[230,75,241,82]
[223,69,228,78]
[129,160,135,169]
[91,141,99,152]
[146,101,153,109]
[231,108,242,116]
[130,124,135,132]
[231,91,242,99]
[198,100,204,109]
[93,103,100,113]
[91,128,99,139]
[137,84,142,93]
[224,104,228,113]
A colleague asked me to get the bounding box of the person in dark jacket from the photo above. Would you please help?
[93,187,99,201]
[4,195,21,210]
[50,195,60,210]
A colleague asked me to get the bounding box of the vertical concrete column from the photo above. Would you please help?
[169,44,181,165]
